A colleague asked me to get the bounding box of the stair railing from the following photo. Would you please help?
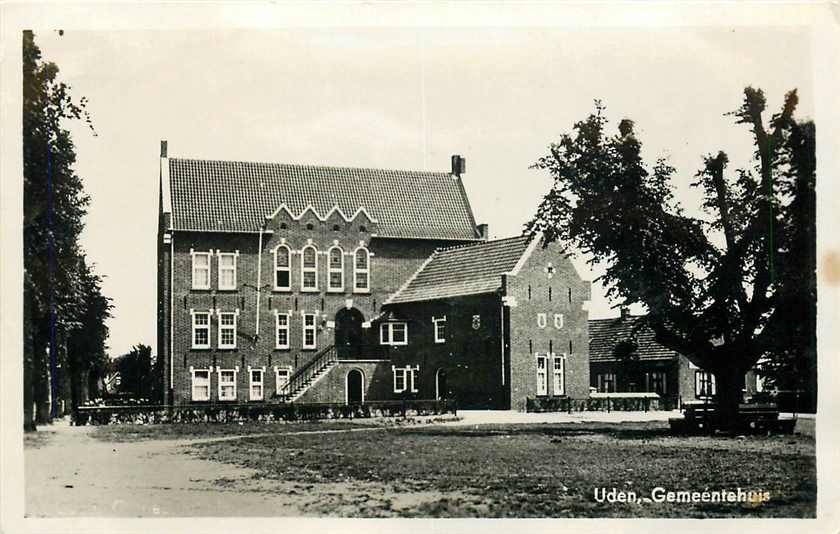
[277,344,337,401]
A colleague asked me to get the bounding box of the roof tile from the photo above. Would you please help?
[589,315,680,362]
[387,236,532,304]
[168,158,480,240]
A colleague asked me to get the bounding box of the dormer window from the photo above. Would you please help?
[380,322,408,346]
[359,225,367,233]
[301,245,318,291]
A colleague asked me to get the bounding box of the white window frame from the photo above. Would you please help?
[302,312,317,350]
[216,250,239,290]
[217,366,239,401]
[300,245,319,292]
[190,367,211,401]
[216,309,239,349]
[273,244,292,291]
[380,322,408,346]
[248,366,265,401]
[190,249,212,290]
[552,353,565,395]
[536,354,548,396]
[190,309,211,349]
[696,371,716,398]
[275,366,292,394]
[275,310,291,349]
[353,246,371,293]
[433,315,447,344]
[392,365,419,393]
[327,245,344,292]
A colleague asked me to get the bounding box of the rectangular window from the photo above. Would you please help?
[275,312,290,349]
[646,371,667,395]
[536,355,548,395]
[392,366,418,393]
[217,252,237,290]
[217,311,237,349]
[302,313,317,349]
[249,369,264,401]
[695,371,716,398]
[433,316,446,344]
[274,246,291,291]
[275,367,291,394]
[218,369,237,401]
[552,354,565,395]
[380,322,408,346]
[191,369,210,401]
[597,373,616,393]
[191,251,211,290]
[301,246,318,291]
[191,310,211,349]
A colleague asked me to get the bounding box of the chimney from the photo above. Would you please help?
[160,140,168,158]
[620,306,630,320]
[451,154,466,177]
[476,223,489,241]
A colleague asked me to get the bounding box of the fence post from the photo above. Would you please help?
[607,397,611,413]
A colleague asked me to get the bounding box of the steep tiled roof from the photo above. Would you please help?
[167,158,480,240]
[589,315,680,362]
[387,235,533,304]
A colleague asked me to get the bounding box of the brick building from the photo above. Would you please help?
[589,311,759,404]
[156,142,591,409]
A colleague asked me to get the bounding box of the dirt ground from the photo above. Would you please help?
[24,421,471,517]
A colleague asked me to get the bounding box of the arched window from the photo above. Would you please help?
[328,246,344,292]
[301,245,318,291]
[354,247,370,293]
[273,244,291,291]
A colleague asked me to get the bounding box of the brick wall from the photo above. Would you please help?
[384,294,506,409]
[295,361,392,404]
[505,239,591,410]
[160,209,474,405]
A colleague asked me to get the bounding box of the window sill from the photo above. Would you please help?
[217,347,238,351]
[353,289,371,294]
[300,288,320,293]
[302,347,318,351]
[216,288,238,292]
[190,347,212,351]
[326,288,345,293]
[274,346,291,351]
[273,288,292,293]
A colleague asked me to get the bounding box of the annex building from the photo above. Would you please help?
[156,142,591,410]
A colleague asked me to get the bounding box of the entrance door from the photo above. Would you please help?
[335,308,364,359]
[347,369,364,404]
[436,368,448,400]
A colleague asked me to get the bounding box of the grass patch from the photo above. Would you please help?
[191,421,816,518]
[90,419,380,443]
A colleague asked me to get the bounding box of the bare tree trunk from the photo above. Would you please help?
[33,324,52,425]
[714,368,746,433]
[23,289,36,432]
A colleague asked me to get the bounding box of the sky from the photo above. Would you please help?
[34,26,814,358]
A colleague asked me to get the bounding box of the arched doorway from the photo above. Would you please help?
[335,308,364,359]
[346,369,364,404]
[436,368,448,400]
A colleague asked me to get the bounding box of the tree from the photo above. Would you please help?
[528,88,816,429]
[23,30,105,429]
[111,344,155,400]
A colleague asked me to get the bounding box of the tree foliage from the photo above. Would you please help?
[23,30,110,427]
[528,87,816,416]
[111,344,156,400]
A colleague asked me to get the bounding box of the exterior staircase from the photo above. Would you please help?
[278,345,337,402]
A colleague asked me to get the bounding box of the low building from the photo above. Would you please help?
[589,311,758,406]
